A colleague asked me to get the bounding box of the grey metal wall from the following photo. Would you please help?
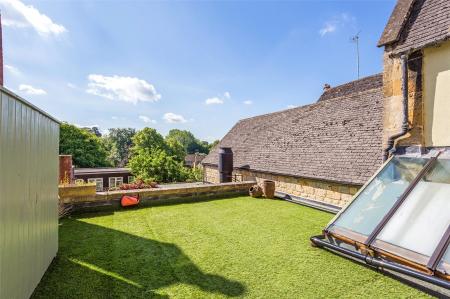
[0,88,60,299]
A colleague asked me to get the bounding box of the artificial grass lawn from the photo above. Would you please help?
[33,196,429,298]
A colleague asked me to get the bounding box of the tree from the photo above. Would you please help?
[128,127,200,182]
[82,126,102,137]
[132,127,167,153]
[59,123,109,168]
[129,149,188,183]
[165,129,210,154]
[166,138,186,162]
[208,140,220,151]
[104,128,136,167]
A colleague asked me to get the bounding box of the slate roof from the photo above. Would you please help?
[184,153,206,167]
[379,0,450,54]
[202,74,384,185]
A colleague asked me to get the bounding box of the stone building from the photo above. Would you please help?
[379,0,450,150]
[203,0,450,208]
[203,75,384,207]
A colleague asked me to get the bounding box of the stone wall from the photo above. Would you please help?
[382,49,424,149]
[204,166,359,207]
[60,181,255,212]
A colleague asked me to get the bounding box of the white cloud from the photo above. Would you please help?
[205,97,224,105]
[319,13,356,37]
[86,74,161,104]
[1,0,67,36]
[224,91,231,99]
[287,105,297,109]
[243,100,253,105]
[139,115,157,124]
[111,116,118,120]
[5,64,21,76]
[67,83,77,89]
[163,112,187,124]
[19,84,47,95]
[319,23,337,36]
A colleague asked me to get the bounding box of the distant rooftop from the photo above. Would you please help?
[203,74,384,185]
[74,168,131,175]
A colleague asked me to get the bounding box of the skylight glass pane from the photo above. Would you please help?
[375,159,450,263]
[438,245,450,275]
[328,157,427,241]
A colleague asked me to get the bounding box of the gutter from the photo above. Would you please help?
[310,235,450,290]
[275,191,340,214]
[383,54,410,161]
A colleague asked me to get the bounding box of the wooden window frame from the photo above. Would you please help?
[109,177,124,188]
[87,178,103,192]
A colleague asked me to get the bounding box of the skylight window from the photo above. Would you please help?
[314,149,450,287]
[438,245,450,275]
[373,159,450,265]
[326,157,427,243]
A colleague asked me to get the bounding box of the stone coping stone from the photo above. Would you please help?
[67,181,255,213]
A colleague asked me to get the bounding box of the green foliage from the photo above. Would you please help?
[185,166,204,182]
[129,149,188,183]
[59,123,109,168]
[166,138,186,162]
[166,129,210,154]
[129,128,190,182]
[132,127,167,152]
[104,128,136,167]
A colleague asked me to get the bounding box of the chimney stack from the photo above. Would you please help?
[323,84,331,91]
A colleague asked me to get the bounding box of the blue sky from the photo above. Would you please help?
[1,0,395,141]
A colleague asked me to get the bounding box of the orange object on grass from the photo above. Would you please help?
[121,195,139,207]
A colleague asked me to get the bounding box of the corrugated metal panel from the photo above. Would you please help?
[0,88,59,299]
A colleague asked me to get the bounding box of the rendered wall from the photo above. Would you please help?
[0,88,59,299]
[204,166,359,207]
[423,40,450,146]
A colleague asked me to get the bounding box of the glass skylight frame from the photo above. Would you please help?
[323,149,450,279]
[325,155,431,245]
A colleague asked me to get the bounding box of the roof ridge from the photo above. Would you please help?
[378,0,416,47]
[237,73,382,124]
[318,73,383,102]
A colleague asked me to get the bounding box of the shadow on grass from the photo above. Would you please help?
[32,219,246,298]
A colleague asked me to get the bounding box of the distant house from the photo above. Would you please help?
[74,168,134,191]
[184,153,207,168]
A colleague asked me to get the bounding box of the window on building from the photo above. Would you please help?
[128,176,135,183]
[87,178,103,192]
[109,177,123,188]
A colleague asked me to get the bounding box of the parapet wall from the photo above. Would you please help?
[60,181,255,212]
[204,166,359,207]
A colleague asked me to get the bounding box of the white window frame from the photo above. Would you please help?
[88,178,104,192]
[128,176,135,183]
[109,177,123,188]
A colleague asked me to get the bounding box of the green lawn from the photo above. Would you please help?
[33,196,429,298]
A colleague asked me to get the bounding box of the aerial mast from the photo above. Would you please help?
[351,31,361,79]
